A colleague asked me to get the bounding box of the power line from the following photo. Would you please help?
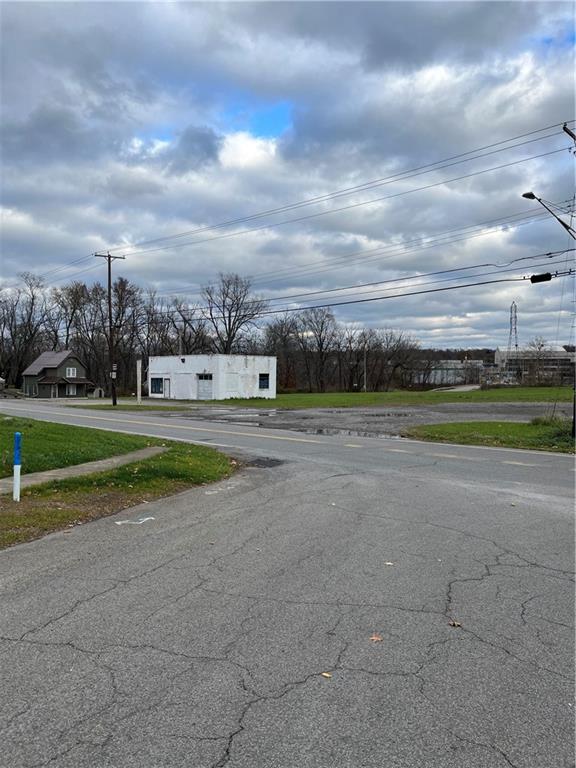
[106,121,572,254]
[127,270,574,333]
[140,255,573,322]
[156,250,574,310]
[2,125,571,291]
[152,206,573,298]
[245,259,576,315]
[258,270,574,318]
[2,127,572,292]
[112,147,570,258]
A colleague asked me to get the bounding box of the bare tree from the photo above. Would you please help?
[371,330,420,391]
[296,307,339,392]
[264,313,299,390]
[171,299,212,354]
[202,273,268,354]
[0,274,49,386]
[526,336,550,385]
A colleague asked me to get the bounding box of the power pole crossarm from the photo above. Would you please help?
[95,252,126,407]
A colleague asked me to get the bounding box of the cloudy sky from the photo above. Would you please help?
[1,0,574,347]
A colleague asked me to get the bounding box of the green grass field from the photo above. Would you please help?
[0,416,153,478]
[0,416,234,548]
[403,418,574,453]
[75,386,572,411]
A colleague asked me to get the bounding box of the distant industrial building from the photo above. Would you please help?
[148,354,277,400]
[495,345,575,385]
[413,359,485,387]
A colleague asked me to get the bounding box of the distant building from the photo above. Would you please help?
[148,354,277,400]
[412,359,484,387]
[495,345,575,385]
[22,351,92,398]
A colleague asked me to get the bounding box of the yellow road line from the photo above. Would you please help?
[1,405,324,445]
[427,452,476,460]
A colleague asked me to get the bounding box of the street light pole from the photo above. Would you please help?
[95,252,125,407]
[521,192,576,240]
[521,192,576,439]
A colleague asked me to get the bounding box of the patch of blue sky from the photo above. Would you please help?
[249,101,292,137]
[221,100,293,138]
[530,25,575,53]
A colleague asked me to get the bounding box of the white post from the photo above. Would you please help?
[13,431,21,502]
[136,356,142,405]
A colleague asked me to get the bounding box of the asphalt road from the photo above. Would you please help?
[0,401,574,768]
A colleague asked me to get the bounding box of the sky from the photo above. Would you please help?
[1,0,575,348]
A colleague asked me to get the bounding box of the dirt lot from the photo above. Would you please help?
[162,400,572,438]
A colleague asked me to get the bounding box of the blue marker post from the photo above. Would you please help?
[13,431,21,502]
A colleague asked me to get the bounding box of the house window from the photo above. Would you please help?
[259,373,270,389]
[150,377,163,394]
[197,373,213,380]
[66,367,77,378]
[66,383,77,396]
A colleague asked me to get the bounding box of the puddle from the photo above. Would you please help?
[247,457,285,468]
[301,427,402,439]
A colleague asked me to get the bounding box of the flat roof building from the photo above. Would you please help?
[148,354,277,400]
[495,345,575,385]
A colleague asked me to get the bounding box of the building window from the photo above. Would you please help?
[259,373,270,389]
[151,377,163,394]
[66,367,77,378]
[197,373,213,380]
[66,383,77,396]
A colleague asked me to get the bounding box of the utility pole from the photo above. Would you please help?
[363,345,367,393]
[95,252,125,407]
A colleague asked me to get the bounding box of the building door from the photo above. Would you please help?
[197,373,213,400]
[163,378,170,398]
[51,384,58,399]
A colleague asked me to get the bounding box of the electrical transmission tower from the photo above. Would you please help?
[506,301,519,380]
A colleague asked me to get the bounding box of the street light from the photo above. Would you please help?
[521,192,576,240]
[522,191,576,439]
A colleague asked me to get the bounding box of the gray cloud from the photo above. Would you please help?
[163,125,223,175]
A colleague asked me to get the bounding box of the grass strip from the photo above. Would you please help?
[0,415,234,548]
[402,419,574,453]
[0,415,155,478]
[74,386,572,410]
[0,441,234,549]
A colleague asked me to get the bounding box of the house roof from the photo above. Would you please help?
[22,351,76,376]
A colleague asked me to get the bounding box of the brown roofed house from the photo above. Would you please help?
[22,351,92,398]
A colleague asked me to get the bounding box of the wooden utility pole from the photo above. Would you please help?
[95,252,125,406]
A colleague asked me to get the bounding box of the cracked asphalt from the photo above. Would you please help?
[0,401,574,768]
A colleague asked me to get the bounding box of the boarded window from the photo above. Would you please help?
[259,373,270,389]
[151,377,163,394]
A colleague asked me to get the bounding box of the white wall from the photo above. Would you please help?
[148,354,277,400]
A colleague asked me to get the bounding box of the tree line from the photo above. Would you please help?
[1,271,490,394]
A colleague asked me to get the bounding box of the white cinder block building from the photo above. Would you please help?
[148,354,277,400]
